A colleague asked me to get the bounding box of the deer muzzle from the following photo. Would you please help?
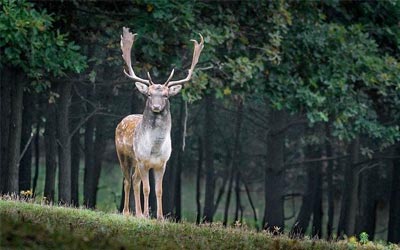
[151,104,162,113]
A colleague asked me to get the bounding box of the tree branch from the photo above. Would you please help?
[18,132,35,163]
[72,83,97,108]
[69,107,100,139]
[285,154,350,167]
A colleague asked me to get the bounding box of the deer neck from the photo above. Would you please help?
[135,102,171,159]
[140,101,171,137]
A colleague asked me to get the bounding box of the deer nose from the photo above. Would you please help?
[152,105,161,112]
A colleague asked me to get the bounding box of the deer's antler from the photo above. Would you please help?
[163,69,175,86]
[166,34,204,87]
[121,27,151,85]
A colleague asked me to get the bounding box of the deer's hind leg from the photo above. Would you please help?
[132,165,143,217]
[118,154,132,216]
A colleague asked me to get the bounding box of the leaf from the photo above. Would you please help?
[223,87,231,96]
[89,70,96,83]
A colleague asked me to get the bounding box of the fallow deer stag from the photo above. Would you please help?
[115,27,204,219]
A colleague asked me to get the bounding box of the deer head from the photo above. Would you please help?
[120,27,204,113]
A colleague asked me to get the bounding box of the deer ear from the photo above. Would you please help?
[168,85,182,96]
[135,82,148,95]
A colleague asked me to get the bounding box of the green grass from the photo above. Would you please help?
[27,161,392,240]
[1,199,398,250]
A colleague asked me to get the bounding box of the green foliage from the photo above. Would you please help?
[0,0,86,91]
[261,3,400,144]
[100,0,400,150]
[3,0,397,146]
[360,232,370,245]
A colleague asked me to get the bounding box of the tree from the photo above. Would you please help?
[56,80,72,204]
[0,0,86,198]
[7,71,24,193]
[388,144,400,243]
[70,91,81,206]
[44,100,57,202]
[2,1,400,241]
[19,90,34,192]
[263,109,286,232]
[202,94,216,222]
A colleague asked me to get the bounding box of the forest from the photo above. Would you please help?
[1,0,400,244]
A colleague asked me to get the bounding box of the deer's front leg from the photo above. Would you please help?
[132,169,142,217]
[154,166,166,220]
[138,164,150,218]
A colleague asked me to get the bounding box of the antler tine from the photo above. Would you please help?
[146,72,154,85]
[164,68,175,86]
[121,27,150,85]
[167,33,204,87]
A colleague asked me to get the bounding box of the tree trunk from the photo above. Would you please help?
[32,120,40,195]
[148,169,157,217]
[196,137,203,224]
[337,138,360,237]
[312,163,323,238]
[89,116,107,208]
[70,89,81,206]
[0,67,12,194]
[212,157,229,217]
[173,99,186,221]
[202,94,215,223]
[44,102,57,202]
[19,94,33,192]
[388,144,400,243]
[83,115,97,208]
[243,178,258,229]
[174,159,182,221]
[263,109,286,232]
[83,82,95,207]
[355,166,377,239]
[162,155,175,216]
[325,124,335,240]
[7,73,25,194]
[223,163,235,226]
[0,69,2,193]
[234,171,242,223]
[290,145,321,237]
[57,81,72,204]
[83,117,95,207]
[222,100,243,226]
[70,131,80,206]
[84,111,106,209]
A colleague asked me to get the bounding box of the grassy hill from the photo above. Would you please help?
[0,199,398,250]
